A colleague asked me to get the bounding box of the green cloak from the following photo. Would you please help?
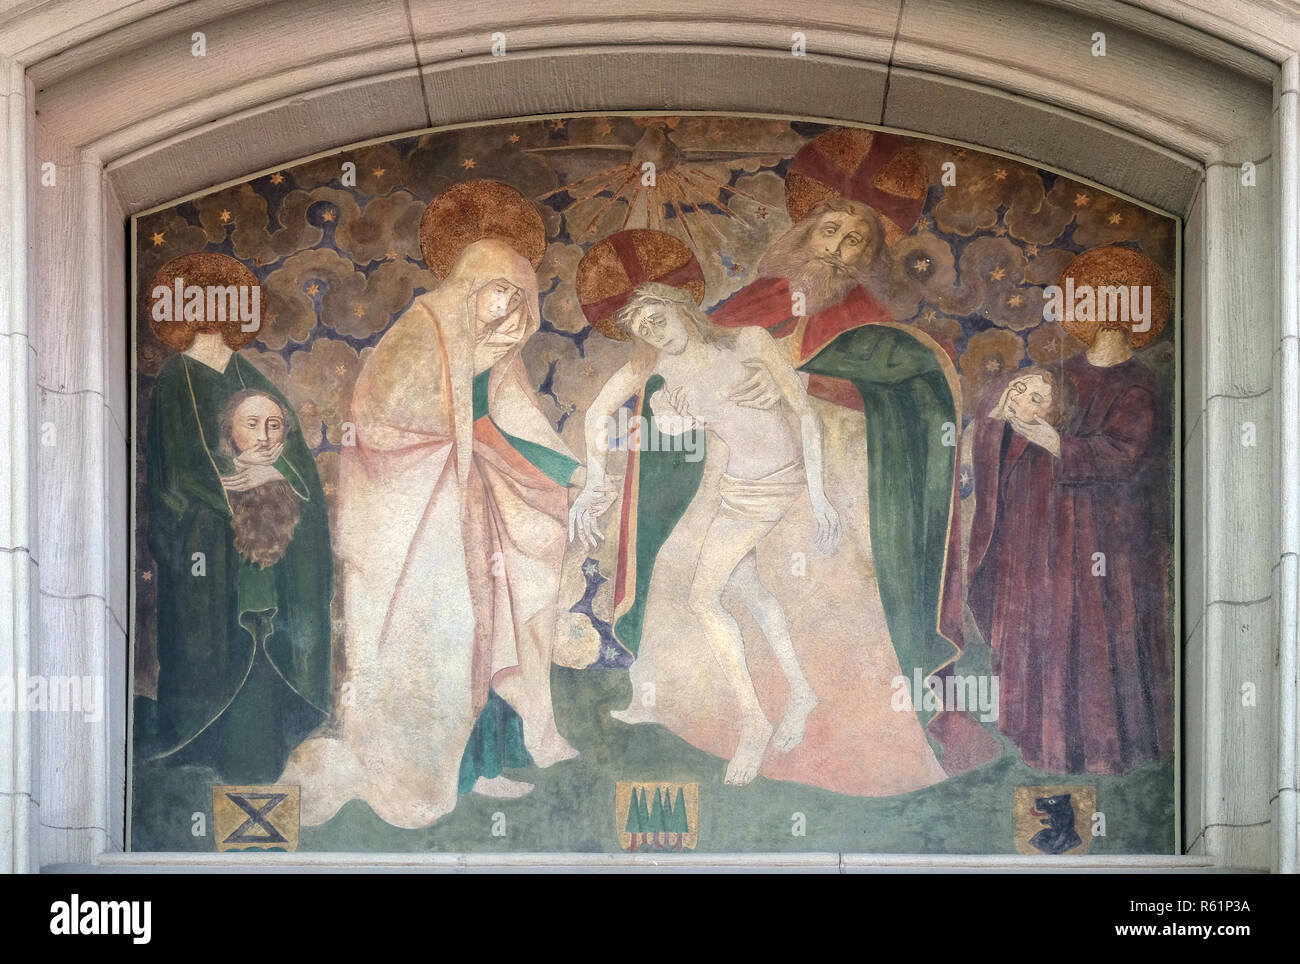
[612,287,962,731]
[144,351,333,783]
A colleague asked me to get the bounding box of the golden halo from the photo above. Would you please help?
[1058,246,1171,349]
[146,252,262,352]
[419,180,547,279]
[576,229,705,341]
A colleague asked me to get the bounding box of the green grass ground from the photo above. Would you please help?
[132,663,1175,854]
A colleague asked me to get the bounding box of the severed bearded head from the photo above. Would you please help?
[217,389,301,569]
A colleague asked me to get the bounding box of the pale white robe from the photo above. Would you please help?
[281,239,577,829]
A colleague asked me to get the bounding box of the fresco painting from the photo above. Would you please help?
[130,113,1177,854]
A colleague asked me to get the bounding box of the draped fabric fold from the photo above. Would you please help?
[281,239,574,828]
[608,278,963,794]
[144,352,332,784]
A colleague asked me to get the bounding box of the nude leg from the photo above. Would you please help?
[687,511,777,786]
[730,552,818,753]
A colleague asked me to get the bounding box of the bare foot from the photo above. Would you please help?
[773,687,819,753]
[724,716,774,786]
[471,775,535,798]
[610,705,657,725]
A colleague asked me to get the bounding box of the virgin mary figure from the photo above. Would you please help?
[282,183,587,829]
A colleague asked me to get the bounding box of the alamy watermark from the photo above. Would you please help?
[1,672,103,723]
[891,668,999,722]
[150,277,261,332]
[49,894,151,943]
[596,403,706,463]
[1042,280,1153,332]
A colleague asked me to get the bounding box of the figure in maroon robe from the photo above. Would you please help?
[967,351,1174,774]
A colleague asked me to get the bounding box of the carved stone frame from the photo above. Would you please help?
[1,0,1294,872]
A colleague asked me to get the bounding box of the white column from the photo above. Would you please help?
[0,57,37,874]
[1193,124,1279,870]
[1275,53,1299,875]
[31,118,121,867]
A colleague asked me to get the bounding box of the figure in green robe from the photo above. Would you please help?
[144,337,333,785]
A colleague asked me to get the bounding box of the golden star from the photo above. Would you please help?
[462,157,476,169]
[371,167,386,178]
[990,266,1007,281]
[1025,244,1039,257]
[335,364,346,375]
[598,122,613,135]
[954,148,967,158]
[269,172,284,185]
[1074,193,1090,207]
[140,571,152,582]
[322,210,336,222]
[508,133,521,143]
[917,215,930,230]
[994,169,1008,180]
[549,119,567,131]
[993,225,1008,236]
[923,309,938,322]
[353,304,365,317]
[1108,212,1122,224]
[1008,293,1025,307]
[150,232,165,246]
[914,258,930,273]
[219,209,232,223]
[386,250,398,260]
[307,283,320,295]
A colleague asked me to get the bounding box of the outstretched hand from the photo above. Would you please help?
[568,475,622,551]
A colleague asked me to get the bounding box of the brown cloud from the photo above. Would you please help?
[333,190,424,265]
[259,246,429,348]
[875,231,958,320]
[943,236,1044,331]
[195,183,322,265]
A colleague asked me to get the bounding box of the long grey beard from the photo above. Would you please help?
[759,252,859,315]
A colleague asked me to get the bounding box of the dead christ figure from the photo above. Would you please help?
[571,283,843,785]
